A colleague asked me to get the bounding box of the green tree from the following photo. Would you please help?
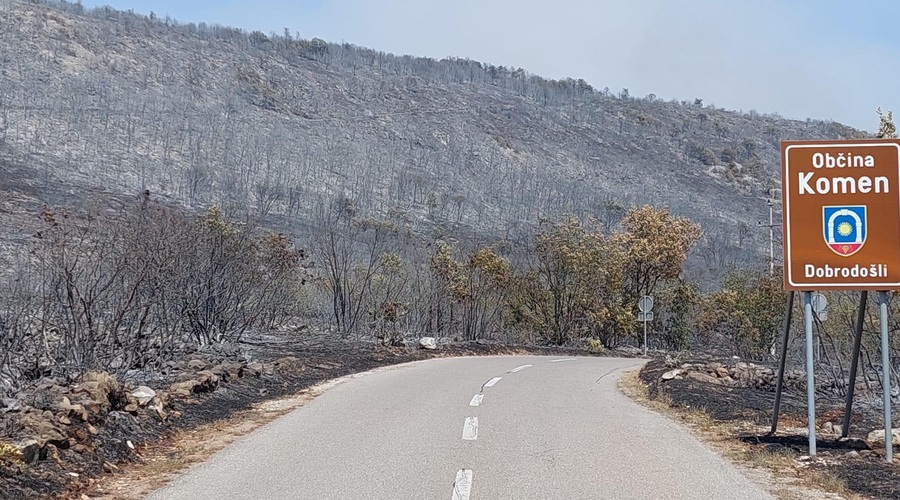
[508,218,627,345]
[619,205,703,305]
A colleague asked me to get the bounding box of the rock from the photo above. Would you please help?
[846,450,860,458]
[661,369,684,381]
[78,398,105,416]
[58,397,89,422]
[78,371,120,407]
[686,371,724,385]
[1,398,21,412]
[419,337,437,350]
[16,439,41,465]
[866,429,900,446]
[438,337,453,345]
[194,371,220,392]
[187,359,208,371]
[130,386,156,406]
[148,397,168,420]
[718,375,736,386]
[211,362,243,382]
[274,357,304,373]
[833,424,844,436]
[245,362,263,377]
[170,380,200,397]
[58,415,71,425]
[823,422,834,434]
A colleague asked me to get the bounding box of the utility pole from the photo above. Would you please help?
[758,194,781,276]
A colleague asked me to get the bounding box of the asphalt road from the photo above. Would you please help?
[148,356,773,500]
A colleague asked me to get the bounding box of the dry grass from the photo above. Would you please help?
[0,441,25,467]
[804,470,852,497]
[618,370,861,500]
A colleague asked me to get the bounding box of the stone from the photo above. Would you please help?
[1,398,21,412]
[245,362,263,377]
[833,424,844,436]
[274,357,303,373]
[823,422,834,434]
[79,399,105,416]
[78,371,120,406]
[195,371,220,392]
[130,386,156,406]
[211,362,243,382]
[846,450,860,458]
[419,337,438,350]
[187,359,208,371]
[58,397,89,421]
[866,429,900,446]
[686,371,724,385]
[170,380,200,397]
[148,398,168,420]
[661,369,683,381]
[718,376,736,386]
[16,439,41,465]
[58,415,71,425]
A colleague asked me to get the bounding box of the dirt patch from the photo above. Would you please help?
[634,357,900,499]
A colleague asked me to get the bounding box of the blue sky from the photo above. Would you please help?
[80,0,900,131]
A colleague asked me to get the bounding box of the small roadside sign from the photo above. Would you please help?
[811,292,827,313]
[638,296,653,313]
[638,311,654,322]
[811,292,827,321]
[782,140,900,290]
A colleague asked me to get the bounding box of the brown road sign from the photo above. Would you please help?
[782,140,900,290]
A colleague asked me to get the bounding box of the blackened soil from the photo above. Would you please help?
[639,358,900,500]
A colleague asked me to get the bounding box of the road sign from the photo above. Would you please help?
[638,296,653,313]
[811,292,827,313]
[782,140,900,290]
[638,311,654,322]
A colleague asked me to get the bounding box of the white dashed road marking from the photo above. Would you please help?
[451,469,473,500]
[508,364,533,373]
[469,394,484,407]
[462,417,479,440]
[550,358,577,363]
[483,377,502,388]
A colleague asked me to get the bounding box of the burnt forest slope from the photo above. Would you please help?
[0,0,868,275]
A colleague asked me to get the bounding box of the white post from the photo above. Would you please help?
[643,319,648,356]
[804,291,816,456]
[879,291,893,463]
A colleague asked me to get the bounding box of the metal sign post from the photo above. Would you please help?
[781,140,900,461]
[879,291,893,463]
[803,291,816,456]
[638,296,653,356]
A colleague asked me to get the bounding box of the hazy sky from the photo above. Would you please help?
[80,0,900,131]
